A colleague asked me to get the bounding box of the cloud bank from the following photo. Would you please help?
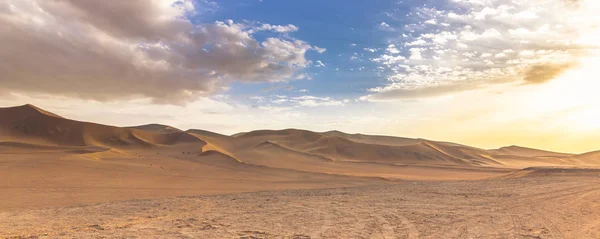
[364,0,600,101]
[250,95,349,108]
[522,63,578,84]
[0,0,322,104]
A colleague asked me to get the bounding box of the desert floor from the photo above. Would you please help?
[2,172,600,239]
[2,105,600,238]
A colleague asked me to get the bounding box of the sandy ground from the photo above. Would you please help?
[2,105,600,238]
[0,147,510,211]
[2,174,599,239]
[0,153,380,211]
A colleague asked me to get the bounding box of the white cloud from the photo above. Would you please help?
[255,23,299,33]
[379,21,395,31]
[372,54,407,67]
[295,74,312,80]
[364,0,600,101]
[457,43,469,49]
[406,39,428,46]
[0,0,320,104]
[424,19,437,25]
[481,28,501,38]
[272,98,289,104]
[515,10,538,20]
[409,48,423,60]
[313,46,327,53]
[254,95,347,108]
[386,44,401,54]
[315,60,326,67]
[249,96,266,102]
[294,96,345,107]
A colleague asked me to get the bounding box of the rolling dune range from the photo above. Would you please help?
[2,104,600,238]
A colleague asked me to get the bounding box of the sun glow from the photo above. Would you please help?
[530,56,600,131]
[524,0,600,131]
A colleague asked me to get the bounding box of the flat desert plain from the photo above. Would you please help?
[1,104,600,238]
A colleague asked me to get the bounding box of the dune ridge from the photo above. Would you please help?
[127,124,183,134]
[2,103,600,213]
[2,104,600,173]
[489,145,574,158]
[0,104,206,149]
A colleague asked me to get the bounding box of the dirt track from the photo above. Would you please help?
[2,174,599,239]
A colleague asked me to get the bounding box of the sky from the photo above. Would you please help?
[1,0,600,153]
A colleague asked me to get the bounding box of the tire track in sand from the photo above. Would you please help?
[506,207,525,239]
[383,211,420,239]
[528,205,564,239]
[373,214,395,239]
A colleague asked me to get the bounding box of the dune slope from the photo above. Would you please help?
[2,104,600,180]
[0,105,205,149]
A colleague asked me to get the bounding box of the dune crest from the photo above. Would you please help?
[0,105,207,149]
[1,104,600,179]
[127,124,183,134]
[2,104,600,215]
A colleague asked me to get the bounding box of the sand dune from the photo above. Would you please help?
[489,145,574,158]
[234,129,529,167]
[1,104,600,211]
[3,104,600,238]
[127,124,183,134]
[255,140,334,162]
[2,104,600,170]
[322,130,423,146]
[568,150,600,166]
[0,104,205,149]
[500,167,600,178]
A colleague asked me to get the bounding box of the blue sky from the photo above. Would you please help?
[205,0,402,100]
[200,0,486,102]
[2,0,600,153]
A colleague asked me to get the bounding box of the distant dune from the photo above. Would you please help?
[0,104,205,149]
[489,145,574,158]
[127,124,183,134]
[1,104,600,210]
[2,104,600,168]
[500,167,600,178]
[321,130,423,146]
[568,150,600,166]
[230,128,586,168]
